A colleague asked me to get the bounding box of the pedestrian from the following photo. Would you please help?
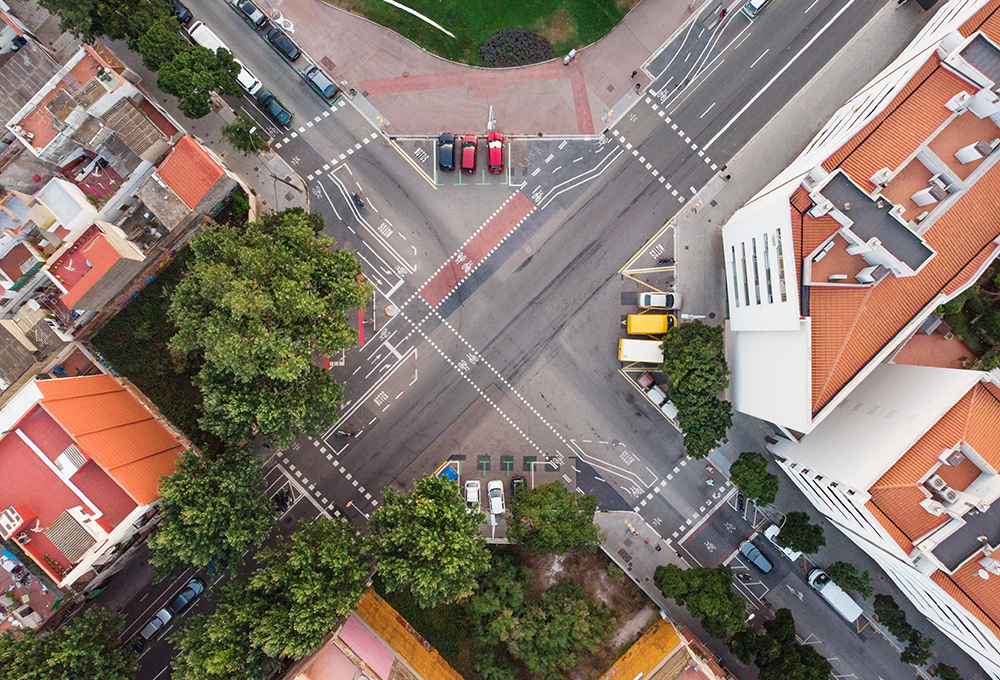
[634,83,641,92]
[645,538,650,544]
[631,70,638,79]
[719,8,727,19]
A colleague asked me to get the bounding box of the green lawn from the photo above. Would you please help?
[322,0,639,65]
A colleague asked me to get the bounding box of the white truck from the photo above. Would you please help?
[618,339,663,364]
[808,569,863,623]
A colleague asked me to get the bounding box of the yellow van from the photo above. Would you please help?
[627,313,677,335]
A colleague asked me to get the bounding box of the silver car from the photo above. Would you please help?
[740,541,773,573]
[464,480,481,514]
[139,608,172,640]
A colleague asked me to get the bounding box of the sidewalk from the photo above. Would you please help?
[266,0,705,135]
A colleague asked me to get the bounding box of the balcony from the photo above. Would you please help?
[808,234,869,285]
[928,109,1000,182]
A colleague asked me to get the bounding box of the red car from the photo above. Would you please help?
[487,132,504,173]
[461,135,477,174]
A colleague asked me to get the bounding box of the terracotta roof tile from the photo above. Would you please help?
[36,376,184,504]
[869,485,949,543]
[791,208,840,286]
[864,500,913,553]
[931,569,1000,640]
[959,0,1000,38]
[156,135,225,210]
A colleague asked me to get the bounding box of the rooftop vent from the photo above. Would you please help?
[939,448,965,467]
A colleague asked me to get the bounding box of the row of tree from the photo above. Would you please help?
[40,0,243,118]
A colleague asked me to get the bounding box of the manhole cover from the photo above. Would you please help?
[606,84,615,93]
[285,192,294,202]
[402,71,409,77]
[321,57,335,70]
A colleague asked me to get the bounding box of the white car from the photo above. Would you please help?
[464,480,481,514]
[487,480,505,515]
[741,0,771,19]
[764,524,803,562]
[638,291,681,309]
[139,608,172,640]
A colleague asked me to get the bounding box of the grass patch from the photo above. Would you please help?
[319,0,633,65]
[91,251,223,457]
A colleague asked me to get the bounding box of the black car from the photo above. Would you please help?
[167,578,205,615]
[510,475,526,497]
[438,133,455,172]
[265,28,301,62]
[171,0,192,24]
[257,89,292,126]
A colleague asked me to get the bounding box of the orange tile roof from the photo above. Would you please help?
[35,375,184,504]
[869,485,949,543]
[156,135,225,210]
[931,568,1000,640]
[790,204,840,286]
[50,226,125,309]
[864,500,913,553]
[960,0,1000,40]
[600,621,683,680]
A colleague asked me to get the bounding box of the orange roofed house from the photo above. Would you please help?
[721,1,1000,677]
[0,374,185,588]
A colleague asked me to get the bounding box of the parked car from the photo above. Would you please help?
[464,480,481,514]
[167,578,205,615]
[438,133,455,172]
[638,291,681,309]
[139,608,172,640]
[232,0,268,28]
[256,89,292,126]
[265,27,301,62]
[171,0,192,24]
[763,524,803,562]
[460,134,477,174]
[487,131,504,173]
[510,475,526,497]
[740,541,773,573]
[741,0,771,19]
[233,59,262,96]
[303,64,339,100]
[487,479,505,515]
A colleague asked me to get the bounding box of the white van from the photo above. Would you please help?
[808,569,863,623]
[188,21,261,95]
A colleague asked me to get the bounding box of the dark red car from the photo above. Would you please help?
[461,134,477,174]
[487,132,504,173]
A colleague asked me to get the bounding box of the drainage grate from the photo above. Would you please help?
[618,548,632,562]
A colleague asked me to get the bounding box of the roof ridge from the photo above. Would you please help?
[960,382,984,442]
[813,285,876,406]
[101,442,183,472]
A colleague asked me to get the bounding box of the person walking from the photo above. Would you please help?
[719,8,727,19]
[631,70,638,79]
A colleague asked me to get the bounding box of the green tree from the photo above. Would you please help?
[729,451,779,505]
[755,609,833,680]
[873,594,913,641]
[775,512,826,555]
[0,608,136,680]
[900,631,935,666]
[39,0,170,42]
[826,561,873,600]
[171,582,278,680]
[157,46,241,119]
[222,113,271,156]
[242,518,372,658]
[148,448,274,575]
[134,16,189,71]
[654,564,747,639]
[169,209,370,447]
[369,476,491,608]
[507,482,601,555]
[932,663,964,680]
[674,395,733,460]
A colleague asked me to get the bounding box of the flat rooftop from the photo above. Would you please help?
[934,501,1000,572]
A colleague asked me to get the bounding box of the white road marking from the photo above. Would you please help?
[750,49,769,69]
[700,102,715,119]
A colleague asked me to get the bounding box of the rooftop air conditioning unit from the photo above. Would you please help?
[870,168,892,186]
[926,474,948,491]
[941,488,960,504]
[16,532,30,545]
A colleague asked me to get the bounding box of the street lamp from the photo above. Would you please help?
[345,500,370,520]
[247,126,261,155]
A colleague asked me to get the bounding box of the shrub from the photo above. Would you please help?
[479,29,553,68]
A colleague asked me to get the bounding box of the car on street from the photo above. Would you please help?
[139,608,172,640]
[233,59,262,96]
[461,134,478,174]
[438,133,455,172]
[487,480,505,515]
[232,0,268,28]
[171,0,192,24]
[487,131,504,173]
[741,0,771,19]
[638,291,681,309]
[265,27,301,62]
[740,541,773,573]
[465,480,481,514]
[764,524,803,562]
[303,64,339,100]
[510,475,526,497]
[167,578,205,615]
[256,89,292,126]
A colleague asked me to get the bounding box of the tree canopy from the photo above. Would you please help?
[874,594,913,641]
[826,561,873,600]
[133,16,190,71]
[148,448,274,575]
[932,663,964,680]
[660,321,732,458]
[222,112,271,156]
[900,631,934,666]
[242,518,372,658]
[729,451,779,505]
[507,482,601,555]
[169,209,370,447]
[654,564,747,639]
[776,512,826,555]
[157,46,242,119]
[369,476,491,608]
[39,0,170,42]
[754,609,833,680]
[0,608,136,680]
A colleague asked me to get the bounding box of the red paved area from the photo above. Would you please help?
[892,330,977,369]
[418,192,534,308]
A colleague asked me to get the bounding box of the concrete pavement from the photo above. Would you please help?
[260,0,711,135]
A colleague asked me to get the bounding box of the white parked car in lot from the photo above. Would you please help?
[638,291,681,309]
[764,524,803,562]
[487,480,505,515]
[464,480,481,514]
